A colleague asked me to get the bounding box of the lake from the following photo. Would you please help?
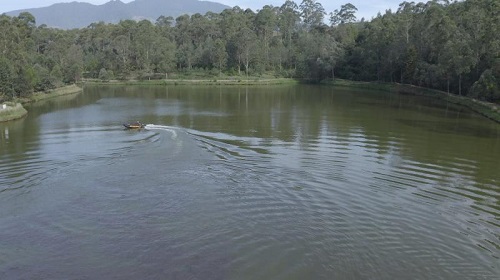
[1,84,499,279]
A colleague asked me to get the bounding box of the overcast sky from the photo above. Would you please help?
[0,0,402,21]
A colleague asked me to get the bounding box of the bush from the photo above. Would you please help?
[98,68,110,81]
[469,69,500,102]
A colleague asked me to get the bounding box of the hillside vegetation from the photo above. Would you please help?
[0,0,499,104]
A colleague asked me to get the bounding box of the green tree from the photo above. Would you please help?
[50,65,63,86]
[330,3,358,26]
[403,45,417,84]
[32,64,52,91]
[0,56,14,99]
[156,15,174,28]
[98,68,110,81]
[296,28,340,81]
[14,68,34,97]
[470,59,500,101]
[213,38,227,76]
[278,1,300,69]
[255,5,277,69]
[299,0,326,29]
[236,27,258,76]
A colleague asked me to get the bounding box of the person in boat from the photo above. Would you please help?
[123,121,144,129]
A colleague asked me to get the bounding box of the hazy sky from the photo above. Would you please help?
[0,0,402,21]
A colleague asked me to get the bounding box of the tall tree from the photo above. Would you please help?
[213,38,228,76]
[255,5,278,69]
[236,27,258,76]
[0,56,14,99]
[330,3,358,26]
[278,1,300,69]
[299,0,326,29]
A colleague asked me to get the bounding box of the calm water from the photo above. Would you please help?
[0,85,499,279]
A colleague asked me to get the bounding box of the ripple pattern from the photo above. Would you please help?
[1,87,499,279]
[191,126,500,279]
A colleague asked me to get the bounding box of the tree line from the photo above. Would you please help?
[0,0,499,102]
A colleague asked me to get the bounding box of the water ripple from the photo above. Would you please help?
[188,126,499,277]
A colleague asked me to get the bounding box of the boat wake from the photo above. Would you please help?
[144,124,178,139]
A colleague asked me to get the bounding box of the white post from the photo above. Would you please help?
[2,104,6,109]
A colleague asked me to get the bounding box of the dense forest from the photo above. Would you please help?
[0,0,499,102]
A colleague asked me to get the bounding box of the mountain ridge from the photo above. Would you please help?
[5,0,231,29]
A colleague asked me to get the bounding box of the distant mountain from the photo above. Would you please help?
[6,0,230,29]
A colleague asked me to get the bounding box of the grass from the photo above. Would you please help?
[0,84,83,122]
[321,79,397,92]
[0,103,28,122]
[28,84,83,103]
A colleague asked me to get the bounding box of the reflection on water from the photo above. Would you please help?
[0,85,499,279]
[397,118,499,138]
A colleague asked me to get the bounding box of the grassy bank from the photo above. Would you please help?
[322,79,396,92]
[27,84,83,103]
[323,79,500,123]
[0,102,28,122]
[1,84,83,122]
[393,84,500,123]
[83,77,299,86]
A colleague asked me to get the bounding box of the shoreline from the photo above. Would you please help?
[2,79,498,124]
[81,78,299,86]
[25,84,83,103]
[0,84,83,122]
[0,102,28,122]
[322,79,500,124]
[87,77,500,123]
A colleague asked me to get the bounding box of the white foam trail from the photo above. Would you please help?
[144,124,178,139]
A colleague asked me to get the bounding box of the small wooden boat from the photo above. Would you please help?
[123,121,145,129]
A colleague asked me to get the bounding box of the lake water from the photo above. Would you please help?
[0,84,499,279]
